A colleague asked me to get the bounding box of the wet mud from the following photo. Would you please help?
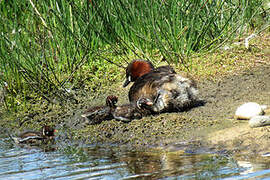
[2,55,270,157]
[65,64,270,157]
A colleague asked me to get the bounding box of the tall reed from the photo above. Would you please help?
[0,0,267,111]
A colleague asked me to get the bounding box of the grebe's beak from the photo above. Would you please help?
[146,101,153,106]
[123,79,130,87]
[123,76,131,87]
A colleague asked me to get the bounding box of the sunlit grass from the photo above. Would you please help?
[0,0,269,112]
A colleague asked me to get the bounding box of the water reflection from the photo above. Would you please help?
[117,150,238,179]
[225,161,270,180]
[0,136,269,179]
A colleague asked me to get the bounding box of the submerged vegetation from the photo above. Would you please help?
[0,0,269,113]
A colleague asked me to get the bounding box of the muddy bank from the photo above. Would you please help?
[1,53,270,157]
[63,64,270,155]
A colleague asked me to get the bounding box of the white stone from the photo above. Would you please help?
[249,116,270,128]
[235,102,266,120]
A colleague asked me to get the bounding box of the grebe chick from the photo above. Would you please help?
[13,125,56,144]
[111,97,153,122]
[81,95,118,125]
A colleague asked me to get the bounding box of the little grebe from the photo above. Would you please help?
[123,59,202,113]
[110,97,153,122]
[81,95,118,124]
[13,125,56,144]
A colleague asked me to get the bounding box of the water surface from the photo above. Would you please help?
[0,135,269,179]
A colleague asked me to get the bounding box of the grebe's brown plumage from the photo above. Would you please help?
[81,95,118,125]
[123,59,202,113]
[13,126,56,144]
[81,95,152,123]
[110,97,153,122]
[123,60,154,87]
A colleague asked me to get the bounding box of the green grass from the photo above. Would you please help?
[0,0,269,112]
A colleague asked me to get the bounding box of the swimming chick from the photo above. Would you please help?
[81,95,118,125]
[123,59,202,113]
[13,125,56,144]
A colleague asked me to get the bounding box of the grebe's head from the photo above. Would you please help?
[106,95,118,107]
[42,126,56,137]
[123,59,154,87]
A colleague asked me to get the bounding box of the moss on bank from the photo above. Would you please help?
[1,33,270,154]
